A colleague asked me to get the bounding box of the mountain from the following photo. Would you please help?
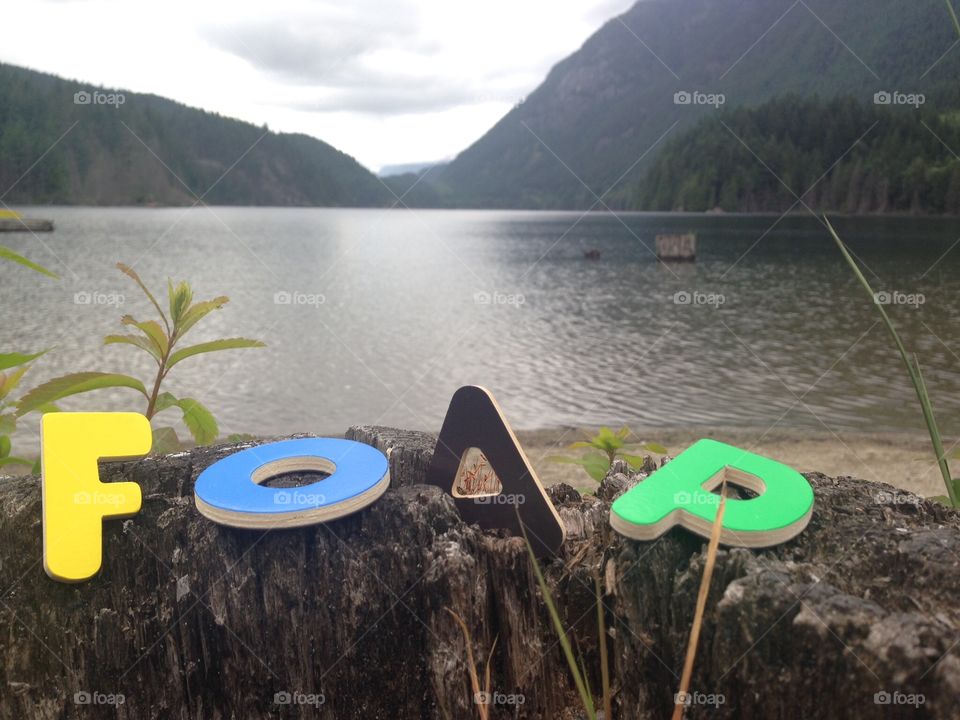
[636,94,960,214]
[0,63,390,206]
[425,0,960,209]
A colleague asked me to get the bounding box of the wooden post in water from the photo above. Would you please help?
[656,233,696,261]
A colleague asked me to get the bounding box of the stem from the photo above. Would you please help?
[595,570,612,720]
[145,329,177,420]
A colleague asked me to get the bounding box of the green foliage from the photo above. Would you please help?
[637,95,960,214]
[548,426,667,482]
[0,246,58,469]
[0,62,391,206]
[19,263,264,452]
[828,219,957,507]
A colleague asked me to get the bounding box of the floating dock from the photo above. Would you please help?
[655,233,696,261]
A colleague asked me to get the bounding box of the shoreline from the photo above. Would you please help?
[2,425,952,500]
[517,426,956,498]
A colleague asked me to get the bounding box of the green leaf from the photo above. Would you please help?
[105,334,162,362]
[0,456,33,468]
[547,452,610,482]
[0,350,47,371]
[151,426,181,455]
[642,442,669,455]
[0,435,10,458]
[153,393,218,445]
[117,262,169,333]
[567,441,596,450]
[177,296,229,338]
[929,495,953,506]
[620,453,649,469]
[167,337,265,369]
[0,366,29,401]
[226,433,256,443]
[153,391,179,413]
[616,426,631,440]
[17,372,148,416]
[0,244,58,278]
[121,316,169,356]
[0,415,16,435]
[168,279,193,326]
[174,398,218,445]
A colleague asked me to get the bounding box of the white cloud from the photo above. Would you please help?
[0,0,636,171]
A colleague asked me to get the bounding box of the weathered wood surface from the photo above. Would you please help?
[1,430,959,719]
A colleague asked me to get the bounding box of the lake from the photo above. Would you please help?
[3,207,960,444]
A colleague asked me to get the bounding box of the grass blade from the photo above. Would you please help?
[826,217,955,505]
[595,570,612,720]
[672,483,727,720]
[445,608,489,720]
[518,514,596,719]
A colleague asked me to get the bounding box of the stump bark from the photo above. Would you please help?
[1,427,959,719]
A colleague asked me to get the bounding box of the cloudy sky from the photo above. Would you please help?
[2,0,635,172]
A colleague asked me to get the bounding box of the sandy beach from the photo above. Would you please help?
[517,426,958,498]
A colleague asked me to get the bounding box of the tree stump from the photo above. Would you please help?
[1,428,958,718]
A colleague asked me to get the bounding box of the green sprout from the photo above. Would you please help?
[549,426,667,481]
[18,262,265,453]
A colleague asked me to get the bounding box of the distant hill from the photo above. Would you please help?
[422,0,960,209]
[0,63,390,206]
[379,161,447,178]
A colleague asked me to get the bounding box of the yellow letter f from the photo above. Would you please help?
[42,413,152,582]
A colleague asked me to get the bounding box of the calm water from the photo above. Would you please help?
[3,207,960,443]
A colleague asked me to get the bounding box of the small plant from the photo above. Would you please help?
[1,245,58,469]
[827,219,959,507]
[18,263,264,453]
[549,426,667,481]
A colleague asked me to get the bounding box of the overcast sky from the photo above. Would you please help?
[2,0,635,172]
